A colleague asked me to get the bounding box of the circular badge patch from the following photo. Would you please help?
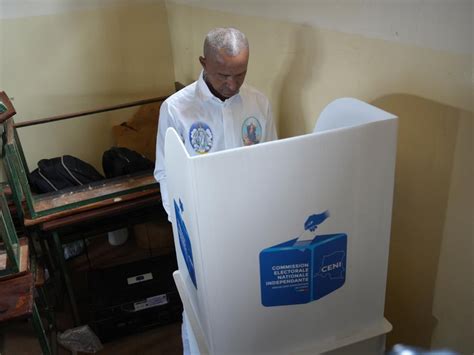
[242,116,262,146]
[189,121,213,154]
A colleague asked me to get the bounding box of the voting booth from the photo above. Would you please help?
[165,98,397,354]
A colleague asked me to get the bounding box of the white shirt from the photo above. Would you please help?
[154,71,277,216]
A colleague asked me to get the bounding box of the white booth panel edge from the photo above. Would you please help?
[174,270,392,355]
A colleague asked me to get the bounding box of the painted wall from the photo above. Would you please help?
[169,0,472,55]
[165,3,472,138]
[0,0,175,176]
[164,1,472,353]
[431,111,473,351]
[372,95,473,353]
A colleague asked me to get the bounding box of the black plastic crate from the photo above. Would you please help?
[88,254,183,342]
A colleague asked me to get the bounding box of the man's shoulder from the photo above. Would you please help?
[163,81,198,108]
[240,84,269,103]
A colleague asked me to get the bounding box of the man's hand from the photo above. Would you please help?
[304,210,330,232]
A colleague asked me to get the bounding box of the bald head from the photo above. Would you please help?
[200,28,250,101]
[203,27,249,58]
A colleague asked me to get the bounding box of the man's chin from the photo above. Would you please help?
[222,90,238,98]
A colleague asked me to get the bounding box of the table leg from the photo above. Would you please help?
[36,231,57,276]
[51,231,80,325]
[32,302,53,355]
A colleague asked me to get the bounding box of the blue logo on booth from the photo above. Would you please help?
[189,121,213,154]
[259,211,347,307]
[174,198,197,288]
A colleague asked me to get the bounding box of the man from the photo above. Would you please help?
[154,27,277,354]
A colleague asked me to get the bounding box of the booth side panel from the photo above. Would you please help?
[165,128,212,349]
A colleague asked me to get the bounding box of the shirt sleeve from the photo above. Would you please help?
[264,98,278,141]
[154,101,173,219]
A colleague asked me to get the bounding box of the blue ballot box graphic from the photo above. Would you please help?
[174,198,197,288]
[260,212,347,307]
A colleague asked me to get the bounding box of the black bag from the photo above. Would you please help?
[102,147,154,179]
[29,155,104,193]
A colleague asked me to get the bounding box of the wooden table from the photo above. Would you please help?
[26,188,165,326]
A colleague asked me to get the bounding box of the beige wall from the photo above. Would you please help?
[372,95,473,353]
[165,2,473,352]
[0,1,175,176]
[431,112,473,352]
[165,3,472,138]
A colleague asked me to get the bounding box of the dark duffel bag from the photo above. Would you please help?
[102,147,154,179]
[29,155,104,193]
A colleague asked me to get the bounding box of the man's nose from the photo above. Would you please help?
[226,77,238,90]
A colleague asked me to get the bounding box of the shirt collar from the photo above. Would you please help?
[196,71,241,104]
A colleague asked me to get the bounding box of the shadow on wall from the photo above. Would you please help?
[277,25,320,138]
[371,94,471,351]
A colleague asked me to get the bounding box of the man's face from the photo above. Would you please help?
[199,48,249,100]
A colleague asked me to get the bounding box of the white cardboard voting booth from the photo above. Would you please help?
[165,98,398,354]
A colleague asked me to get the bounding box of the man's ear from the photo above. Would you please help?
[199,56,206,69]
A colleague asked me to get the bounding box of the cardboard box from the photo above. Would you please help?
[134,221,174,250]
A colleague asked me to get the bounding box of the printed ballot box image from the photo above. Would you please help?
[260,234,347,307]
[260,212,348,307]
[165,98,398,354]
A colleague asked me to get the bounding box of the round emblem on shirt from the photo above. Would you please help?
[189,121,213,154]
[242,117,262,146]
